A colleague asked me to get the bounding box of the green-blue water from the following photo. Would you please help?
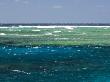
[0,45,110,82]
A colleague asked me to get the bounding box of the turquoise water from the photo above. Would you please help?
[0,45,110,82]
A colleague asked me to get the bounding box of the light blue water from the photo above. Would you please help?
[0,45,110,82]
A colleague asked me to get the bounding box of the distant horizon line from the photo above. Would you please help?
[0,23,110,26]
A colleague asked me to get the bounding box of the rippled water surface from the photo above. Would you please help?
[0,45,110,82]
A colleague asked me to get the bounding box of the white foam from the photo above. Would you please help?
[12,70,21,72]
[9,49,12,50]
[45,32,53,35]
[13,53,17,56]
[0,27,9,28]
[0,33,6,35]
[82,32,87,35]
[54,38,69,40]
[77,50,81,52]
[104,27,109,29]
[33,46,39,48]
[68,31,72,32]
[1,25,110,29]
[54,31,61,33]
[18,25,37,28]
[12,70,31,75]
[18,30,21,31]
[51,50,56,52]
[17,26,75,29]
[37,26,55,28]
[8,34,37,36]
[77,26,110,28]
[2,47,6,49]
[22,35,37,36]
[64,26,74,30]
[32,30,40,31]
[95,47,99,48]
[82,67,88,70]
[54,35,59,36]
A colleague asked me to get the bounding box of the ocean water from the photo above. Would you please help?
[0,45,110,82]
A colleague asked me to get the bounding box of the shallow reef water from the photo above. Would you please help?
[0,45,110,82]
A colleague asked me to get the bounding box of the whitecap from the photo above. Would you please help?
[32,30,40,31]
[54,31,61,33]
[45,32,53,35]
[12,70,31,75]
[0,33,6,35]
[77,50,81,52]
[33,46,39,48]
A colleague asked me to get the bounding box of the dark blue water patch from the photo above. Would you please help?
[0,45,110,82]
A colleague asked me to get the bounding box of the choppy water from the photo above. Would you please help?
[0,45,110,82]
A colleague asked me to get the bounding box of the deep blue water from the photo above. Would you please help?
[0,45,110,82]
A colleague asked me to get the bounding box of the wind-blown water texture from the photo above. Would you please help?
[0,45,110,82]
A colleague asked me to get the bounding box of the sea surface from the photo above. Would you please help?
[0,45,110,82]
